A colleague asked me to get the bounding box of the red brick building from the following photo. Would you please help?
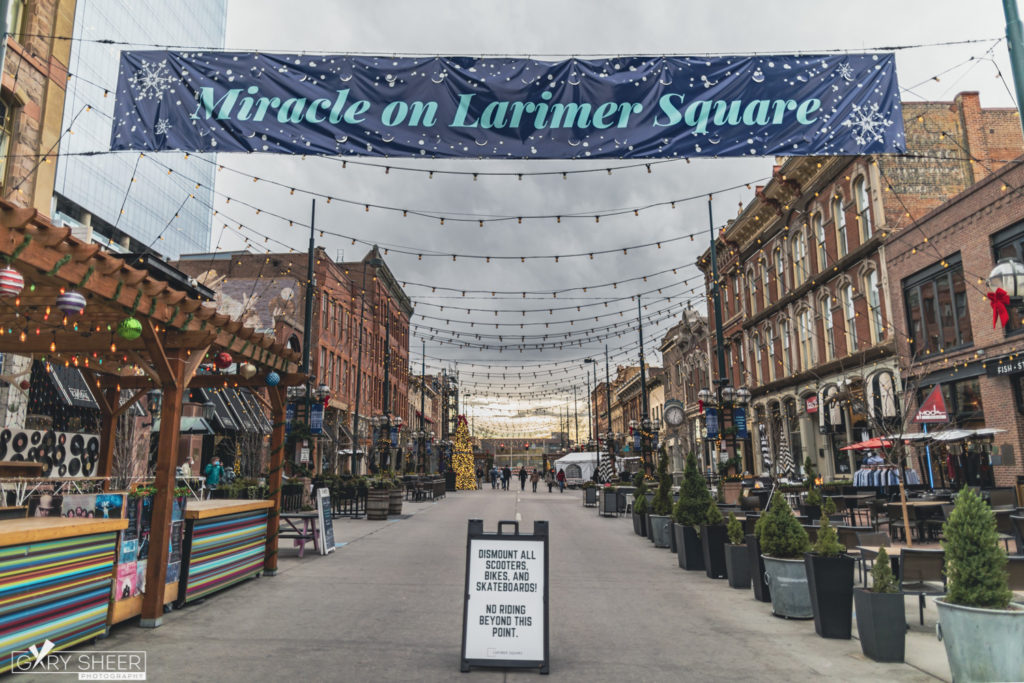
[888,153,1024,490]
[698,92,1023,482]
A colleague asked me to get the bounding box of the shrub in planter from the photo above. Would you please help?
[673,453,711,571]
[757,495,811,619]
[805,516,855,638]
[701,501,728,579]
[648,449,674,548]
[725,512,751,589]
[632,478,649,537]
[802,487,822,520]
[936,488,1023,682]
[854,548,905,662]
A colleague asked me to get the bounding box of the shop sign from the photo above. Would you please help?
[805,395,819,414]
[310,403,323,434]
[985,354,1024,377]
[705,407,719,440]
[913,385,949,423]
[732,407,748,439]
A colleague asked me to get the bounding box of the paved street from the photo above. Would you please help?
[58,489,940,682]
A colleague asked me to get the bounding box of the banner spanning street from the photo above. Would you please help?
[111,51,904,158]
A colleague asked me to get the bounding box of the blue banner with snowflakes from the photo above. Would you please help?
[110,51,904,158]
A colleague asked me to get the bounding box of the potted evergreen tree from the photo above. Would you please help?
[804,515,855,638]
[756,494,812,619]
[631,474,649,537]
[725,512,751,589]
[672,453,711,571]
[701,501,728,579]
[936,488,1024,682]
[801,487,822,521]
[854,548,905,662]
[648,450,674,548]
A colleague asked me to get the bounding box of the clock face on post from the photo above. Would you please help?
[664,403,685,427]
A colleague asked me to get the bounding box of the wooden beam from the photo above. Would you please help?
[139,319,175,388]
[97,388,119,492]
[182,345,210,386]
[265,385,286,575]
[125,350,162,386]
[101,372,307,390]
[80,369,113,414]
[112,388,149,418]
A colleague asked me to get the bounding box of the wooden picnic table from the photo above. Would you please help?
[279,511,319,558]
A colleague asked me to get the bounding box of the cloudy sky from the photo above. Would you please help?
[205,0,1017,438]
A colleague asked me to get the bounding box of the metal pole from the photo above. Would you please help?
[605,344,614,475]
[637,295,651,471]
[0,0,11,100]
[420,339,425,473]
[585,367,593,446]
[351,262,369,474]
[301,200,316,470]
[1004,0,1024,134]
[708,197,728,469]
[382,307,390,472]
[573,385,579,448]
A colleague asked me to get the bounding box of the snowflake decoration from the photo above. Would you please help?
[129,59,175,100]
[841,102,893,146]
[835,62,855,82]
[154,118,172,136]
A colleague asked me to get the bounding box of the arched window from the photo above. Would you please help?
[798,308,815,370]
[780,318,792,376]
[813,212,826,270]
[748,269,758,314]
[774,247,785,290]
[791,230,808,283]
[854,175,873,241]
[752,332,762,384]
[761,263,770,306]
[864,269,884,343]
[833,195,848,258]
[766,324,777,381]
[820,295,835,361]
[842,283,857,352]
[870,371,898,422]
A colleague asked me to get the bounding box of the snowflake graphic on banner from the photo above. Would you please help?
[129,59,175,101]
[835,62,855,82]
[841,102,894,146]
[154,119,172,136]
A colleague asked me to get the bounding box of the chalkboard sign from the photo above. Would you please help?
[461,519,549,674]
[316,487,335,556]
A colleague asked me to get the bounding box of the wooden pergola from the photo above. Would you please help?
[0,201,303,626]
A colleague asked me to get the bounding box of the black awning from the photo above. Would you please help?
[120,390,147,417]
[223,388,257,434]
[47,365,100,410]
[210,390,238,432]
[238,389,271,434]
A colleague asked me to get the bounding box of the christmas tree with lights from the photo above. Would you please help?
[453,415,476,490]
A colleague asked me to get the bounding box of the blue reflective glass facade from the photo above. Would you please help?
[55,0,227,259]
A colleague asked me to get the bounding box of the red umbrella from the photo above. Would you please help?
[840,437,893,451]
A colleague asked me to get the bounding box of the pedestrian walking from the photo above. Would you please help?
[518,466,528,491]
[490,465,499,489]
[502,466,511,490]
[556,468,566,493]
[476,466,483,489]
[203,456,225,500]
[530,468,540,493]
[544,469,554,493]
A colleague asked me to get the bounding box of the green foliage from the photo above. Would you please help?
[633,491,648,515]
[705,500,724,527]
[755,495,810,559]
[632,471,646,489]
[651,448,673,515]
[822,496,837,517]
[726,512,744,545]
[673,453,712,528]
[811,517,845,557]
[805,488,822,507]
[717,456,741,477]
[942,488,1012,609]
[803,456,818,490]
[870,548,898,593]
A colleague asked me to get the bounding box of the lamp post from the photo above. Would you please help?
[604,344,615,478]
[698,384,751,478]
[351,247,386,474]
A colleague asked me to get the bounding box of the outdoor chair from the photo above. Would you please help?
[1011,516,1024,555]
[743,514,760,537]
[835,525,873,583]
[888,503,920,543]
[923,504,954,540]
[802,525,819,544]
[1008,555,1024,594]
[995,509,1015,552]
[856,531,891,587]
[899,548,946,625]
[869,498,890,532]
[988,488,1017,508]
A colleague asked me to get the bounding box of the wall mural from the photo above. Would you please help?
[0,428,101,477]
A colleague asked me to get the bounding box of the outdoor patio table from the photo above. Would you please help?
[279,511,319,558]
[855,545,900,585]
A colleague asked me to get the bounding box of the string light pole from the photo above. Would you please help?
[1004,0,1024,133]
[633,294,655,474]
[351,247,385,474]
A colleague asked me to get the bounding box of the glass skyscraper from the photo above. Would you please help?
[55,0,227,259]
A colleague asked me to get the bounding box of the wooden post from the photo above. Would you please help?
[265,385,287,575]
[140,328,186,628]
[96,389,118,491]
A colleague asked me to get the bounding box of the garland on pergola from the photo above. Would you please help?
[453,415,476,491]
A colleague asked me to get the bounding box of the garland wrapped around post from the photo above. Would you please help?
[453,415,476,490]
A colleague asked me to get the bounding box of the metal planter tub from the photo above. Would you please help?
[761,555,812,619]
[936,599,1024,683]
[648,515,672,548]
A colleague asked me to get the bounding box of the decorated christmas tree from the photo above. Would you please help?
[453,415,476,490]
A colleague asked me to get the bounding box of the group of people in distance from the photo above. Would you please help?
[477,465,566,493]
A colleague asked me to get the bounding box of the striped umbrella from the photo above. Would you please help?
[759,423,772,473]
[776,420,794,479]
[598,454,615,483]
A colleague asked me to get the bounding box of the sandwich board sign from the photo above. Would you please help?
[315,487,335,556]
[461,519,549,674]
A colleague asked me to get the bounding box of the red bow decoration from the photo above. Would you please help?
[698,399,704,414]
[988,287,1010,328]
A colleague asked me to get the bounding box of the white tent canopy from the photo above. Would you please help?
[552,451,599,483]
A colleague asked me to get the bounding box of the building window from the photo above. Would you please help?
[799,308,815,370]
[865,269,884,343]
[774,247,784,290]
[792,231,808,283]
[0,95,16,190]
[833,195,848,258]
[903,254,973,357]
[320,347,328,380]
[761,264,770,307]
[813,212,826,271]
[843,284,857,352]
[820,296,835,360]
[854,176,873,241]
[917,379,984,428]
[780,319,791,376]
[752,332,762,385]
[766,325,776,381]
[748,270,758,314]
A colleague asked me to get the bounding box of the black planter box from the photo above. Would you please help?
[674,523,704,571]
[725,543,751,589]
[584,487,598,506]
[668,520,678,553]
[801,504,821,521]
[745,533,771,602]
[632,511,647,537]
[701,524,728,579]
[646,515,655,542]
[804,553,855,639]
[853,588,906,662]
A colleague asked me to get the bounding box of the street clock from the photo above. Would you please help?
[663,399,685,427]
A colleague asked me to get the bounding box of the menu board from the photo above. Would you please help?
[315,488,335,556]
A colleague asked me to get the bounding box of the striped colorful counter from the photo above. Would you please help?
[179,500,273,605]
[0,518,127,674]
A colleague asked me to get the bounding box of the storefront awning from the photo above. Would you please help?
[153,416,214,434]
[46,364,100,410]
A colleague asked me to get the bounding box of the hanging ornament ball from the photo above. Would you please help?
[265,371,281,387]
[0,267,24,297]
[117,317,142,340]
[19,380,30,391]
[56,290,87,315]
[239,362,257,379]
[214,351,233,370]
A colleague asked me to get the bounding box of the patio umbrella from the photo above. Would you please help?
[776,420,793,478]
[759,423,772,473]
[840,437,893,451]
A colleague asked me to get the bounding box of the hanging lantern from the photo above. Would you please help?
[18,380,29,391]
[239,362,257,379]
[214,351,233,370]
[265,371,281,387]
[117,317,142,340]
[56,290,87,315]
[0,267,24,297]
